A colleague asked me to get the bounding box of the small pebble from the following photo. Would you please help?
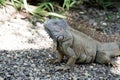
[102,22,107,26]
[0,77,4,80]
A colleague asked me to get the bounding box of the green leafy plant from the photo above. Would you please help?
[62,0,83,10]
[62,0,76,10]
[29,1,66,18]
[0,0,6,7]
[38,2,54,12]
[89,0,113,10]
[0,0,66,18]
[97,0,113,10]
[107,14,113,20]
[11,0,24,10]
[34,6,66,19]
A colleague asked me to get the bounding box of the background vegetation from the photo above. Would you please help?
[0,0,117,18]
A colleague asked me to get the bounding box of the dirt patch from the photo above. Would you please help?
[66,6,120,42]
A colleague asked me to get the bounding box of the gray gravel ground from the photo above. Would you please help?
[0,5,120,80]
[67,5,120,42]
[0,49,120,80]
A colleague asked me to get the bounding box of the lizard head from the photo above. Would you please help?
[44,19,69,42]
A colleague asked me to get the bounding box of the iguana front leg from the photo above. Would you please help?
[49,42,63,64]
[53,50,63,64]
[61,39,77,69]
[64,47,76,66]
[49,50,63,64]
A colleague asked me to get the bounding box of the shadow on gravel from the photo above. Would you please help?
[0,49,120,80]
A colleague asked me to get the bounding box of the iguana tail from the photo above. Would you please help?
[117,42,120,49]
[98,42,120,57]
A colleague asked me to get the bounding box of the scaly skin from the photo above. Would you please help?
[44,19,120,69]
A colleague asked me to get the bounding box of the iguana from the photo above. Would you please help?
[44,19,120,69]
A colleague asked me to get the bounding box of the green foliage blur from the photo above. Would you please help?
[89,0,113,10]
[0,0,115,18]
[0,0,6,7]
[11,0,24,10]
[0,0,83,11]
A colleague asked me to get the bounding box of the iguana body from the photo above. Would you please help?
[44,19,120,67]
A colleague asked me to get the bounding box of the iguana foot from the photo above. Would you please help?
[110,59,120,67]
[55,64,75,71]
[55,65,71,71]
[48,58,61,64]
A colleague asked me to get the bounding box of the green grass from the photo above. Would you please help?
[0,0,6,7]
[0,0,83,18]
